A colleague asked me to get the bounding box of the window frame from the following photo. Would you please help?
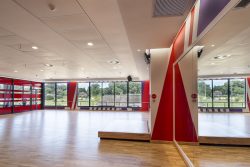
[229,78,246,109]
[198,78,246,109]
[44,83,56,107]
[128,81,143,108]
[56,82,68,107]
[77,82,90,107]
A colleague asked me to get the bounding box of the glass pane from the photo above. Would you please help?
[78,83,89,106]
[102,82,114,106]
[230,79,245,108]
[56,83,67,106]
[115,82,127,107]
[24,86,30,91]
[45,83,55,106]
[90,83,102,106]
[128,82,142,107]
[198,80,212,107]
[213,79,228,107]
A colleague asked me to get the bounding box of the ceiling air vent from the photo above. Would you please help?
[153,0,195,17]
[235,0,250,8]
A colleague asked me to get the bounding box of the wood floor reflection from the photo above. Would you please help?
[199,113,250,138]
[0,110,185,167]
[181,144,250,167]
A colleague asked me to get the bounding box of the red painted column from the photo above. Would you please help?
[68,82,77,110]
[141,80,150,111]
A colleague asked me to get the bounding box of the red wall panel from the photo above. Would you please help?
[174,64,197,142]
[141,80,150,111]
[68,82,77,110]
[0,77,42,115]
[0,77,12,115]
[173,23,186,61]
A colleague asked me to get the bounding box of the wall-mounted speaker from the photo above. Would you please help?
[127,75,132,82]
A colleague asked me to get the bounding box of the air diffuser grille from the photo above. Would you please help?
[235,0,250,8]
[154,0,195,17]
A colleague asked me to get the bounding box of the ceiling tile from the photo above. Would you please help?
[15,0,82,18]
[42,14,92,32]
[0,35,30,46]
[0,27,14,36]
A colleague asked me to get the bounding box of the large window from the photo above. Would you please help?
[56,83,67,106]
[90,83,102,106]
[128,82,142,107]
[198,80,212,107]
[198,78,246,108]
[102,82,114,106]
[44,81,144,108]
[213,79,229,108]
[115,82,127,107]
[230,79,245,108]
[45,83,55,106]
[78,83,90,106]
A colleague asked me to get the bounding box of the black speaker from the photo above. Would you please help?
[144,52,151,64]
[197,49,203,58]
[127,75,132,82]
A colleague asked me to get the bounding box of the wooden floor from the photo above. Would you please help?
[199,113,250,138]
[0,110,185,167]
[180,144,250,167]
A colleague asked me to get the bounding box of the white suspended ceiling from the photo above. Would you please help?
[0,0,191,81]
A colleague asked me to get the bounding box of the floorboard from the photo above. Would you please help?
[0,110,185,167]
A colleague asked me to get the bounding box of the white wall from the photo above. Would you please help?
[149,48,170,133]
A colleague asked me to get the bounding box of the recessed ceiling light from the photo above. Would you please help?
[211,63,215,65]
[32,46,38,50]
[213,54,231,60]
[87,42,94,46]
[211,44,215,47]
[107,59,120,65]
[44,64,53,67]
[137,49,141,52]
[14,70,18,73]
[40,69,44,72]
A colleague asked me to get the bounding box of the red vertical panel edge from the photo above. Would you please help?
[247,78,250,110]
[68,82,77,109]
[141,80,150,111]
[189,8,195,46]
[174,23,186,61]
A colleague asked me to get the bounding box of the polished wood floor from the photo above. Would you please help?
[180,144,250,167]
[199,113,250,138]
[0,110,185,167]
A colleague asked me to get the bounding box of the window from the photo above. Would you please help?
[23,85,31,106]
[230,79,245,108]
[78,83,90,106]
[90,83,102,106]
[128,82,142,107]
[56,83,67,106]
[198,80,212,107]
[213,79,228,107]
[115,82,127,107]
[102,82,114,106]
[45,83,55,106]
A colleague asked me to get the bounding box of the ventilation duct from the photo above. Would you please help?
[153,0,196,17]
